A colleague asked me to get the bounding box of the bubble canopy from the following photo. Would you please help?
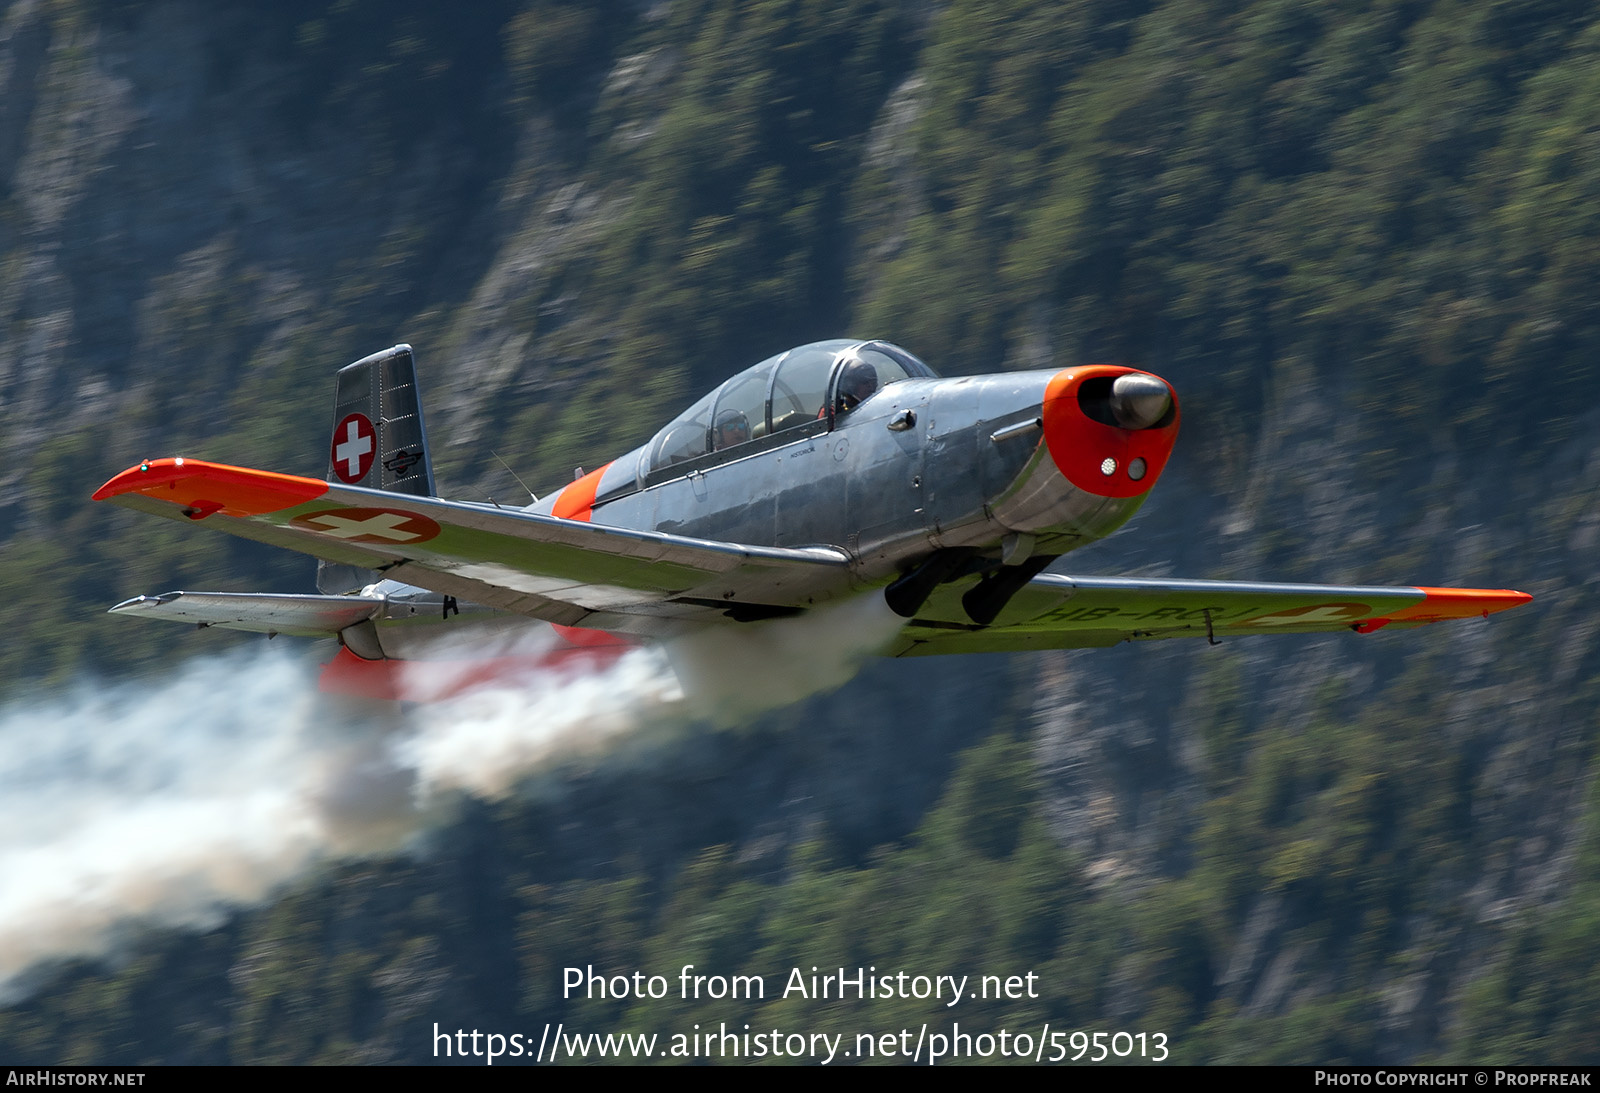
[645,339,937,481]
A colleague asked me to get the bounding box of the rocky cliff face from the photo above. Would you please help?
[2,1,518,505]
[1,0,1592,1063]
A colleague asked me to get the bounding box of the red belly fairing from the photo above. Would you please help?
[318,624,635,702]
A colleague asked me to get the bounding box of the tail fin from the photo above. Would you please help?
[326,344,436,494]
[318,344,438,593]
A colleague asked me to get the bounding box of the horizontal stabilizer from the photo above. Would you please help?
[108,591,384,637]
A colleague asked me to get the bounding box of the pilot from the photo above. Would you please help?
[831,358,880,416]
[713,408,751,450]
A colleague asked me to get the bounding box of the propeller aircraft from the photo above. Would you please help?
[93,340,1531,698]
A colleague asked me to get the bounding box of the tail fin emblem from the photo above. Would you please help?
[332,414,376,483]
[383,448,423,477]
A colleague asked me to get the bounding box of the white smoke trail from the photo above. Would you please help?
[397,642,683,802]
[666,592,908,724]
[0,647,354,1001]
[396,593,908,800]
[0,593,905,1002]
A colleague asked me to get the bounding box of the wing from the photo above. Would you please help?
[93,457,851,635]
[889,574,1531,656]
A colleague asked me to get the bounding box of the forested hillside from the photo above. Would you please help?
[1,0,1596,1064]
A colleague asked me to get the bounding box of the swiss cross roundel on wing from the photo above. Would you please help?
[1234,602,1372,629]
[330,413,377,483]
[290,507,441,545]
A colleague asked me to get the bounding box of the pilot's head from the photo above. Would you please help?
[714,409,751,449]
[836,359,879,413]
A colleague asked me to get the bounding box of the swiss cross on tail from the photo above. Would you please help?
[331,413,376,483]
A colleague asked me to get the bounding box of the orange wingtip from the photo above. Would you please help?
[1382,587,1534,624]
[92,457,328,518]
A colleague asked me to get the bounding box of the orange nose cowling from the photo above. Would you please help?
[1040,367,1180,499]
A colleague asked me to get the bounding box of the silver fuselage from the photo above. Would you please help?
[364,344,1179,654]
[550,371,1146,582]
